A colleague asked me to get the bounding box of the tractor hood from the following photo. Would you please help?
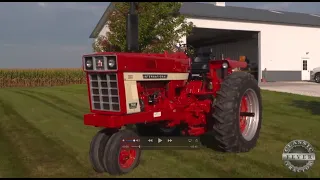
[82,52,190,73]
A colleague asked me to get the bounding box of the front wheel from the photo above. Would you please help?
[103,130,141,175]
[89,129,112,173]
[211,72,262,152]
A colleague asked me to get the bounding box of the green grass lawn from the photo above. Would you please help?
[0,85,319,178]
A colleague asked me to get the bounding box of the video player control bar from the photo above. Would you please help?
[120,137,201,150]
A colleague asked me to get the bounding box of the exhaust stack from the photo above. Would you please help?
[126,2,139,52]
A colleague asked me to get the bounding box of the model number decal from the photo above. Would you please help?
[153,112,161,118]
[129,102,137,109]
[143,74,168,79]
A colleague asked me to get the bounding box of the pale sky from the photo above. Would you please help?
[0,2,319,68]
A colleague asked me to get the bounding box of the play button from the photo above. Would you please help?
[158,138,162,143]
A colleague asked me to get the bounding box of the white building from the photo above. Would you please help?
[90,2,320,82]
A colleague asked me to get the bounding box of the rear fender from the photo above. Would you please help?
[209,59,247,69]
[208,59,247,96]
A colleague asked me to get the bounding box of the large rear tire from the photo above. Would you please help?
[211,72,262,152]
[102,130,141,175]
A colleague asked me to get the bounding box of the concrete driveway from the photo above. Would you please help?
[259,81,320,97]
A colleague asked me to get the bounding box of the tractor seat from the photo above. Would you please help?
[190,56,211,74]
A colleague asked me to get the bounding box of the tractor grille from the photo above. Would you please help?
[89,73,120,112]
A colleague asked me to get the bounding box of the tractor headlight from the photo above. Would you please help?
[86,60,92,68]
[107,56,117,69]
[108,59,115,67]
[84,57,93,70]
[222,62,228,69]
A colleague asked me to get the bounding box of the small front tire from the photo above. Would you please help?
[89,129,112,173]
[103,130,141,175]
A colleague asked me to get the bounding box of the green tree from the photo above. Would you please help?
[92,35,121,52]
[92,2,194,53]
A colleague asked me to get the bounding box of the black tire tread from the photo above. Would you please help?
[89,129,111,173]
[315,73,320,83]
[211,72,262,153]
[103,130,141,175]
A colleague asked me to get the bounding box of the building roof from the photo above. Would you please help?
[180,2,320,27]
[89,2,115,38]
[90,2,320,38]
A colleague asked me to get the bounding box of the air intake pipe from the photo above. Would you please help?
[126,2,139,52]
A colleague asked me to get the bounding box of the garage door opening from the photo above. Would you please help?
[187,27,260,81]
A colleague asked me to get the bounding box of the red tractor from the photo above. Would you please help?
[83,2,262,176]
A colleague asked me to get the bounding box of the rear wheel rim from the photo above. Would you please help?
[118,148,137,169]
[239,89,260,141]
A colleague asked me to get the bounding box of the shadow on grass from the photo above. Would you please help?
[291,100,320,115]
[199,133,228,152]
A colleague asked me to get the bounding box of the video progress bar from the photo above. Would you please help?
[131,145,199,149]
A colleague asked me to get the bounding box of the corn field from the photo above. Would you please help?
[0,68,86,88]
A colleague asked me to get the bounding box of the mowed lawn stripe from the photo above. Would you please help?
[0,85,319,178]
[2,89,96,167]
[0,89,115,178]
[0,97,89,177]
[11,90,82,120]
[23,89,88,112]
[0,104,29,178]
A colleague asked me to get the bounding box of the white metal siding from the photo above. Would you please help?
[187,17,320,75]
[99,25,109,37]
[94,25,110,43]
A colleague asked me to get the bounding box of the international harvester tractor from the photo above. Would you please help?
[83,2,262,176]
